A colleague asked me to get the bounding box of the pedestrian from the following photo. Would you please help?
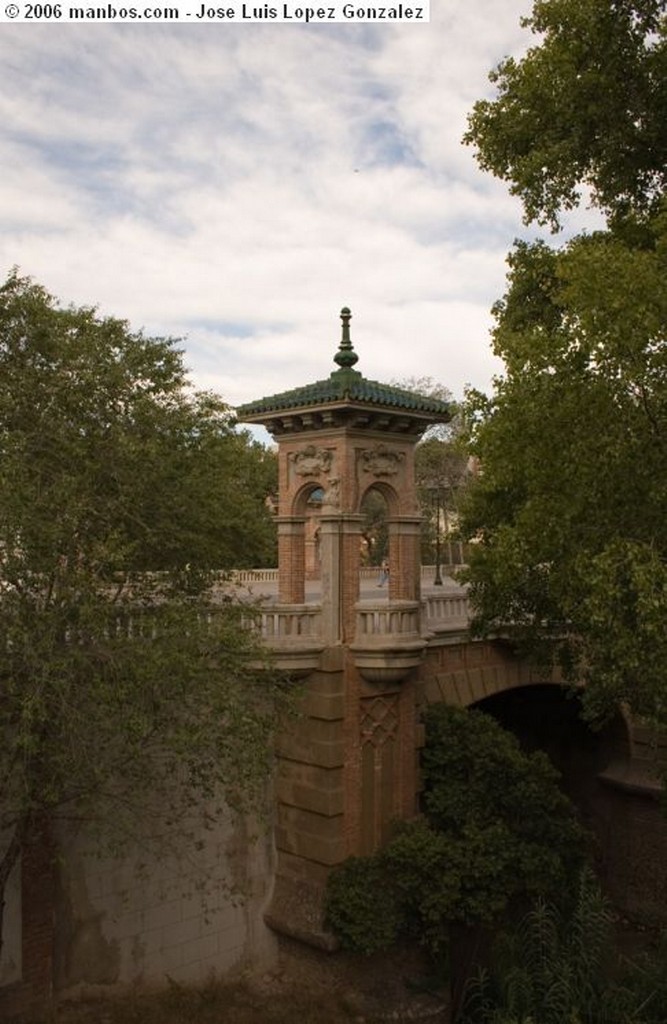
[377,557,389,587]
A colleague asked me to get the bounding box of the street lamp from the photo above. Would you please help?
[433,485,443,586]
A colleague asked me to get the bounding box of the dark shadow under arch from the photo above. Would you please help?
[472,684,631,873]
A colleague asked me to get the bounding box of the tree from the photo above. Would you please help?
[390,376,457,442]
[325,706,585,956]
[460,0,667,730]
[386,378,470,566]
[360,488,389,565]
[0,270,289,956]
[465,0,667,230]
[415,437,471,567]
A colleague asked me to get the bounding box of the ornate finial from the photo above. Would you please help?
[333,306,359,369]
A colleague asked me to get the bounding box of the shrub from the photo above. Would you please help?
[323,855,402,955]
[325,707,588,956]
[459,869,665,1024]
[422,705,586,899]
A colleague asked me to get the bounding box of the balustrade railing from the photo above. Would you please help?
[423,591,471,632]
[355,601,422,643]
[230,565,465,586]
[228,569,473,646]
[258,605,322,644]
[230,568,279,584]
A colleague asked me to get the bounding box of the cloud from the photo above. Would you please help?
[0,6,587,425]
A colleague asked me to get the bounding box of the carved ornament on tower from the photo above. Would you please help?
[290,445,334,477]
[359,444,404,477]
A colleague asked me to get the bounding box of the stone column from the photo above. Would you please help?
[276,516,306,604]
[387,516,423,603]
[319,516,341,645]
[319,514,364,645]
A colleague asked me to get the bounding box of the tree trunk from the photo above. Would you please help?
[0,822,24,963]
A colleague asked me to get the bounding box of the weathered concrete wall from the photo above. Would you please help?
[0,817,56,1020]
[53,808,277,996]
[595,781,667,921]
[0,804,277,1017]
[0,850,21,987]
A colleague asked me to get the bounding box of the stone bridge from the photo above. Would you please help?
[3,309,666,1019]
[236,310,667,945]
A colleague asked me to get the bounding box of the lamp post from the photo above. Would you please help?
[433,485,443,586]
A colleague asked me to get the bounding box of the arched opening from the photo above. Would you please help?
[360,486,390,568]
[303,485,324,580]
[471,683,631,881]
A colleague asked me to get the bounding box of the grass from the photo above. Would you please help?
[45,977,360,1024]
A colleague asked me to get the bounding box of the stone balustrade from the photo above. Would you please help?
[354,601,422,644]
[423,591,471,633]
[230,568,279,583]
[231,565,465,585]
[256,589,473,651]
[256,605,324,677]
[259,605,322,643]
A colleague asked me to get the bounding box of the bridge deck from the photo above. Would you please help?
[233,569,465,605]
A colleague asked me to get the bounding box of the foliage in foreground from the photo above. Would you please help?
[0,270,287,955]
[325,706,586,956]
[460,870,667,1024]
[460,0,667,735]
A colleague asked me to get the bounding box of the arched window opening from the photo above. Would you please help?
[360,487,389,567]
[304,485,324,580]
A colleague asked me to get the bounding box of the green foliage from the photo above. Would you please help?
[459,870,667,1024]
[422,706,586,899]
[461,0,667,727]
[323,855,403,955]
[465,0,667,229]
[0,271,288,934]
[415,437,471,564]
[460,217,667,726]
[618,932,667,1022]
[325,708,586,957]
[361,488,389,565]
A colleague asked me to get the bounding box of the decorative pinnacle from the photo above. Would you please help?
[333,306,359,369]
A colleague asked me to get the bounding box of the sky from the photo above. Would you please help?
[1,5,601,441]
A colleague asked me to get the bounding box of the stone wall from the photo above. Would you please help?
[1,806,277,1017]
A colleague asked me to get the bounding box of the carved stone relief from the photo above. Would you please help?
[290,445,334,477]
[360,696,399,747]
[322,477,340,508]
[359,444,404,477]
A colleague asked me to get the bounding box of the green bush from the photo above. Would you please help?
[459,869,667,1024]
[617,932,667,1023]
[422,705,586,899]
[323,855,402,955]
[325,707,588,956]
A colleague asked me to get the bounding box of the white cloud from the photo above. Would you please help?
[0,6,586,424]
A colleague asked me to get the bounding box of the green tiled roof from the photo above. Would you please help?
[236,307,452,421]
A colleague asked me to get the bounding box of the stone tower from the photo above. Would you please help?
[237,308,452,945]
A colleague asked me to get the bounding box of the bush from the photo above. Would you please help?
[459,869,667,1024]
[325,707,588,956]
[422,705,586,899]
[323,855,402,955]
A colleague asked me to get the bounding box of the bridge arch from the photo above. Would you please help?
[417,645,650,906]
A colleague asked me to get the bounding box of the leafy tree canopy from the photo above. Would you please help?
[0,271,287,951]
[460,0,667,729]
[462,222,667,722]
[465,0,667,229]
